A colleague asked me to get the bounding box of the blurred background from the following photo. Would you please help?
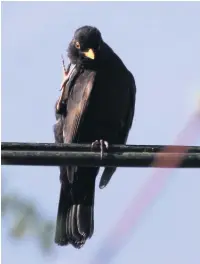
[1,2,200,264]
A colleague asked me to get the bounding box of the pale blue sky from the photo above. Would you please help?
[2,2,200,264]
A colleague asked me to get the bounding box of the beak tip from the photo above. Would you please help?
[83,49,95,60]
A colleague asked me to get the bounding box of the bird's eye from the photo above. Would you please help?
[75,41,80,49]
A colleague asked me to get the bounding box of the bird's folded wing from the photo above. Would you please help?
[63,70,96,143]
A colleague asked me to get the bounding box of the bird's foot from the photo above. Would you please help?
[91,139,109,159]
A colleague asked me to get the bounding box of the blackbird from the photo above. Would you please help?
[53,25,136,248]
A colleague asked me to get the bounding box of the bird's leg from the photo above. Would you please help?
[91,139,109,159]
[59,55,70,91]
[100,140,109,159]
[56,57,71,111]
[91,140,99,148]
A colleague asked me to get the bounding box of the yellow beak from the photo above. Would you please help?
[83,48,95,60]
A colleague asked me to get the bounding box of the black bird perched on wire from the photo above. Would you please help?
[53,25,136,248]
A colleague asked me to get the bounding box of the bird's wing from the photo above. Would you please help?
[63,69,96,144]
[61,69,96,183]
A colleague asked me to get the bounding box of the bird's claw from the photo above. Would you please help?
[91,140,99,148]
[91,139,109,159]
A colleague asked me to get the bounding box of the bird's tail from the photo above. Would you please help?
[55,168,96,248]
[66,203,94,248]
[55,183,70,246]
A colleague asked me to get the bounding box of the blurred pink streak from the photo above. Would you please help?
[91,111,200,264]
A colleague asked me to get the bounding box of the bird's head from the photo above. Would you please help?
[67,26,102,64]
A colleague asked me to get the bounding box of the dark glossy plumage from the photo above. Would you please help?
[54,25,136,248]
